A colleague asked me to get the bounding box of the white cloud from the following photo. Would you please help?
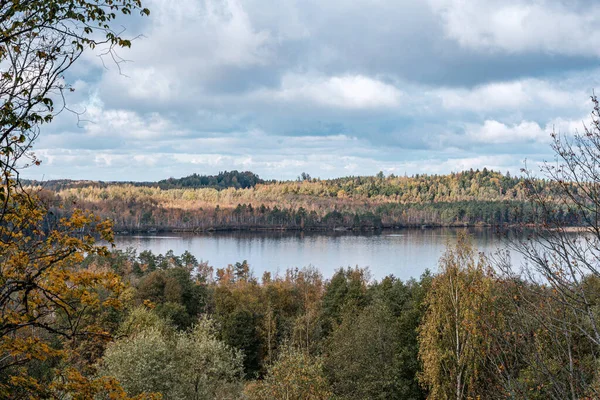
[40,93,184,144]
[84,108,178,140]
[547,115,594,136]
[433,79,589,112]
[466,120,548,144]
[428,0,600,55]
[124,67,175,101]
[144,0,272,68]
[93,0,273,105]
[256,74,402,109]
[463,114,596,146]
[30,146,526,182]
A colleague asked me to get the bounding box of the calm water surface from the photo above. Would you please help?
[112,228,521,281]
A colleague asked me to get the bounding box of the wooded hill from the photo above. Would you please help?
[24,170,264,191]
[32,169,574,232]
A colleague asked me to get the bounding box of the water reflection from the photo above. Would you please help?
[113,228,516,281]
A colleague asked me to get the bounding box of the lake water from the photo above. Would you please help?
[113,228,521,281]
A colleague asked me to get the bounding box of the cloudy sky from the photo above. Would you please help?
[23,0,600,181]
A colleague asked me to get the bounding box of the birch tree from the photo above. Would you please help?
[418,233,496,399]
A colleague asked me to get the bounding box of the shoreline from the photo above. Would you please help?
[111,223,588,236]
[113,223,506,235]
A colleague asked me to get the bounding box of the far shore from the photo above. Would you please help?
[111,223,586,236]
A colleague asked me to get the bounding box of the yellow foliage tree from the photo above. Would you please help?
[0,192,156,398]
[418,233,497,400]
[244,345,331,400]
[0,0,155,396]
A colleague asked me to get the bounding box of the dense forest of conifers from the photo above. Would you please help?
[25,170,266,191]
[30,169,580,232]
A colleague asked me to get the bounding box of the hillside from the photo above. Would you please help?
[32,169,571,232]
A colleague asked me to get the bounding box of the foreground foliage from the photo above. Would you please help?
[418,234,496,399]
[0,193,152,398]
[101,313,244,400]
[6,224,600,399]
[0,0,149,396]
[244,345,331,400]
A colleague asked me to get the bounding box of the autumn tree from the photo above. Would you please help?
[484,274,598,399]
[0,192,155,398]
[497,94,600,398]
[244,345,331,400]
[0,0,150,397]
[289,266,324,354]
[418,233,497,400]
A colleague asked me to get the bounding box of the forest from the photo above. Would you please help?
[30,168,581,232]
[7,147,600,397]
[5,232,600,399]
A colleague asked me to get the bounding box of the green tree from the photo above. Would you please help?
[220,308,262,378]
[321,267,370,335]
[325,301,401,399]
[370,274,431,399]
[136,267,207,329]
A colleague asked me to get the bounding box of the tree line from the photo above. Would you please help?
[24,170,265,191]
[31,169,582,232]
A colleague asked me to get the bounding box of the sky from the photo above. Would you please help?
[23,0,600,181]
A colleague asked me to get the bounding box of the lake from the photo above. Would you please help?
[112,228,522,281]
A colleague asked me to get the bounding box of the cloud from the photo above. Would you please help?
[92,0,274,108]
[466,120,548,144]
[429,0,600,56]
[462,114,594,147]
[142,0,272,69]
[24,0,600,181]
[30,145,528,182]
[436,79,587,112]
[254,74,402,109]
